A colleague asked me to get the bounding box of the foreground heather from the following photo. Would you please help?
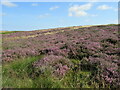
[2,24,120,88]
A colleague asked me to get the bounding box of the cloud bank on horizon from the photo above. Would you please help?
[0,1,118,31]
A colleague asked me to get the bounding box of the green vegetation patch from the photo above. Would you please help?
[2,56,42,88]
[0,31,19,34]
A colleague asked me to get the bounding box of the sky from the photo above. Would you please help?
[0,2,118,31]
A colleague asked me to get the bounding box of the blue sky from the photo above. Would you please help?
[1,2,118,31]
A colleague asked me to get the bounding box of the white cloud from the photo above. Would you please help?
[49,6,59,10]
[68,3,93,17]
[69,3,92,12]
[39,13,50,18]
[1,0,17,7]
[31,3,38,6]
[97,5,112,10]
[75,11,88,17]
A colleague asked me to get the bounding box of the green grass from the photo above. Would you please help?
[0,31,19,34]
[2,56,42,88]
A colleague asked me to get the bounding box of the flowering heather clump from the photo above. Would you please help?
[32,55,72,77]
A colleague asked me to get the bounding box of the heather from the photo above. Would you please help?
[2,24,120,88]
